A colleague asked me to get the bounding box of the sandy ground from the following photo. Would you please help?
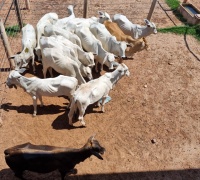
[0,0,200,179]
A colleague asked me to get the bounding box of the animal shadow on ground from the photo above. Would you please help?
[1,103,66,116]
[52,103,103,130]
[1,168,200,180]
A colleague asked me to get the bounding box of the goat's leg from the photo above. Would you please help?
[38,95,44,107]
[101,96,107,112]
[48,67,53,77]
[59,169,67,180]
[32,96,37,116]
[95,61,98,72]
[43,65,48,78]
[78,105,86,126]
[100,63,104,71]
[68,102,76,126]
[32,53,36,73]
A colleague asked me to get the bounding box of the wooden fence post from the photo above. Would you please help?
[147,0,157,21]
[13,0,23,30]
[25,0,30,10]
[83,0,88,18]
[0,18,15,70]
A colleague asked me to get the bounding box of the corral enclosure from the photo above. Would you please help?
[0,0,200,179]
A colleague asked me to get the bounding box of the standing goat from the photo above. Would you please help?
[113,14,157,39]
[4,136,105,180]
[6,70,78,116]
[9,24,36,72]
[68,63,130,126]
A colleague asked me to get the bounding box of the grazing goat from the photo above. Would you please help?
[89,22,128,58]
[39,36,93,81]
[35,12,58,60]
[4,136,105,180]
[6,70,78,116]
[68,63,130,126]
[41,47,86,85]
[9,24,36,72]
[75,25,116,72]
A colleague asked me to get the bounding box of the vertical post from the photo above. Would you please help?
[25,0,30,10]
[13,0,23,30]
[147,0,157,21]
[0,18,15,70]
[83,0,88,18]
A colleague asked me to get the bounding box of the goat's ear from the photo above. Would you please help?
[144,19,150,25]
[73,4,76,8]
[17,68,26,74]
[98,11,104,16]
[126,43,132,47]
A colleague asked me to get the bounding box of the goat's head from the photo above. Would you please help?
[67,4,76,15]
[98,11,112,23]
[85,136,105,160]
[117,63,130,77]
[144,19,157,34]
[6,70,21,89]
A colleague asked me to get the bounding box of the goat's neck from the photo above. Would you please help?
[110,70,124,85]
[18,76,34,91]
[96,43,106,59]
[66,148,93,164]
[135,25,149,38]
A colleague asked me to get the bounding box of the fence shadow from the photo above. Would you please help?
[0,168,199,180]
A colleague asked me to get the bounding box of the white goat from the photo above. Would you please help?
[113,14,157,39]
[6,70,78,116]
[68,63,130,126]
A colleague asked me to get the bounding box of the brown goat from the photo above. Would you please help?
[104,21,148,57]
[4,136,105,180]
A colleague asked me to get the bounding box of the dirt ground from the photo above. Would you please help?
[0,0,200,179]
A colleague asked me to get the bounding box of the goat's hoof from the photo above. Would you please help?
[69,123,73,127]
[80,121,86,127]
[32,114,36,117]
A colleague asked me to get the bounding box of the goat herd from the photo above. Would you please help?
[4,4,157,179]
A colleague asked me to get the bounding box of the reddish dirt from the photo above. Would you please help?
[0,0,200,179]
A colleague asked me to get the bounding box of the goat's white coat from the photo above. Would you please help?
[6,70,78,116]
[113,14,157,39]
[41,47,86,85]
[44,24,82,48]
[39,36,93,80]
[75,26,116,72]
[55,5,76,27]
[68,63,130,126]
[35,12,58,60]
[90,22,127,58]
[11,24,36,72]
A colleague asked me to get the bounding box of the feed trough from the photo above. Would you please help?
[179,3,200,25]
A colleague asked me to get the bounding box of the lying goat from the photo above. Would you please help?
[4,136,105,180]
[6,70,78,116]
[68,63,130,126]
